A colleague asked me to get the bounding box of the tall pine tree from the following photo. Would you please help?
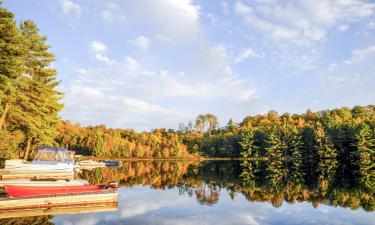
[0,4,26,129]
[16,20,63,159]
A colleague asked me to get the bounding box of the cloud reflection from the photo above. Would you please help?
[52,185,375,225]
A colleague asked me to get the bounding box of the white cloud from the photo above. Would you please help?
[59,0,81,17]
[319,44,375,108]
[344,45,375,64]
[133,36,150,50]
[235,48,264,63]
[61,47,257,130]
[126,0,201,42]
[90,41,107,53]
[124,57,141,71]
[234,1,253,15]
[101,2,127,23]
[89,41,115,64]
[234,0,375,44]
[337,24,349,32]
[367,21,375,29]
[95,54,115,64]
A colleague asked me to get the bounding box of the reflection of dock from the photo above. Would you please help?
[0,202,118,218]
[0,188,118,212]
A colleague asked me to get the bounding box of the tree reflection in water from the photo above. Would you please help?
[1,159,373,224]
[79,160,374,211]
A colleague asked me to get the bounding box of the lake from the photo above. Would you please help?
[1,160,374,225]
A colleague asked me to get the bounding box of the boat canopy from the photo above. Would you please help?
[32,147,74,165]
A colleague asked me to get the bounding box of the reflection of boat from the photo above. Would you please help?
[3,147,75,172]
[76,159,106,170]
[0,203,118,219]
[0,184,118,211]
[100,160,122,167]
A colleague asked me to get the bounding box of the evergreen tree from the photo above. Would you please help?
[265,126,286,186]
[0,5,26,129]
[285,124,305,184]
[314,122,337,192]
[354,123,375,191]
[239,128,255,158]
[17,20,63,159]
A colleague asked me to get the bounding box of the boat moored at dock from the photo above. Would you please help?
[3,147,75,172]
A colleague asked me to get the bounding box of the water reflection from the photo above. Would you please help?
[0,160,374,225]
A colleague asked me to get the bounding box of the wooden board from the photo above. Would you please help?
[0,203,118,218]
[0,171,74,180]
[0,191,118,210]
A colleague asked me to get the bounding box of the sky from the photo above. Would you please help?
[4,0,375,131]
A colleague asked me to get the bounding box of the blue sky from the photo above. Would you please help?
[4,0,375,130]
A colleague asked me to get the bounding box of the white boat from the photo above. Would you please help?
[0,179,89,187]
[4,147,75,172]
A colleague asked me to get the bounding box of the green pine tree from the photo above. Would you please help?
[17,20,63,159]
[0,5,26,129]
[314,122,337,192]
[354,123,375,191]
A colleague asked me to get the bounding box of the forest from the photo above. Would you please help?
[1,4,374,167]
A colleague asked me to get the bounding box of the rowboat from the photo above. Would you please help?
[0,183,118,211]
[4,147,75,172]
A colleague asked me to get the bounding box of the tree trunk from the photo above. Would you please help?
[24,137,32,160]
[0,103,10,129]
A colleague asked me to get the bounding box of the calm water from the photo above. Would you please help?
[1,160,374,225]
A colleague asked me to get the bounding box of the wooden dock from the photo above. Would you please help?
[0,169,74,180]
[0,190,118,211]
[0,202,118,218]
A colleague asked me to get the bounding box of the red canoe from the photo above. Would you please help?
[4,185,107,198]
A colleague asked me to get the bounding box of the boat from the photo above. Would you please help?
[0,183,118,211]
[2,147,75,173]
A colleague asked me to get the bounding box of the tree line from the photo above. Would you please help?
[56,121,191,159]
